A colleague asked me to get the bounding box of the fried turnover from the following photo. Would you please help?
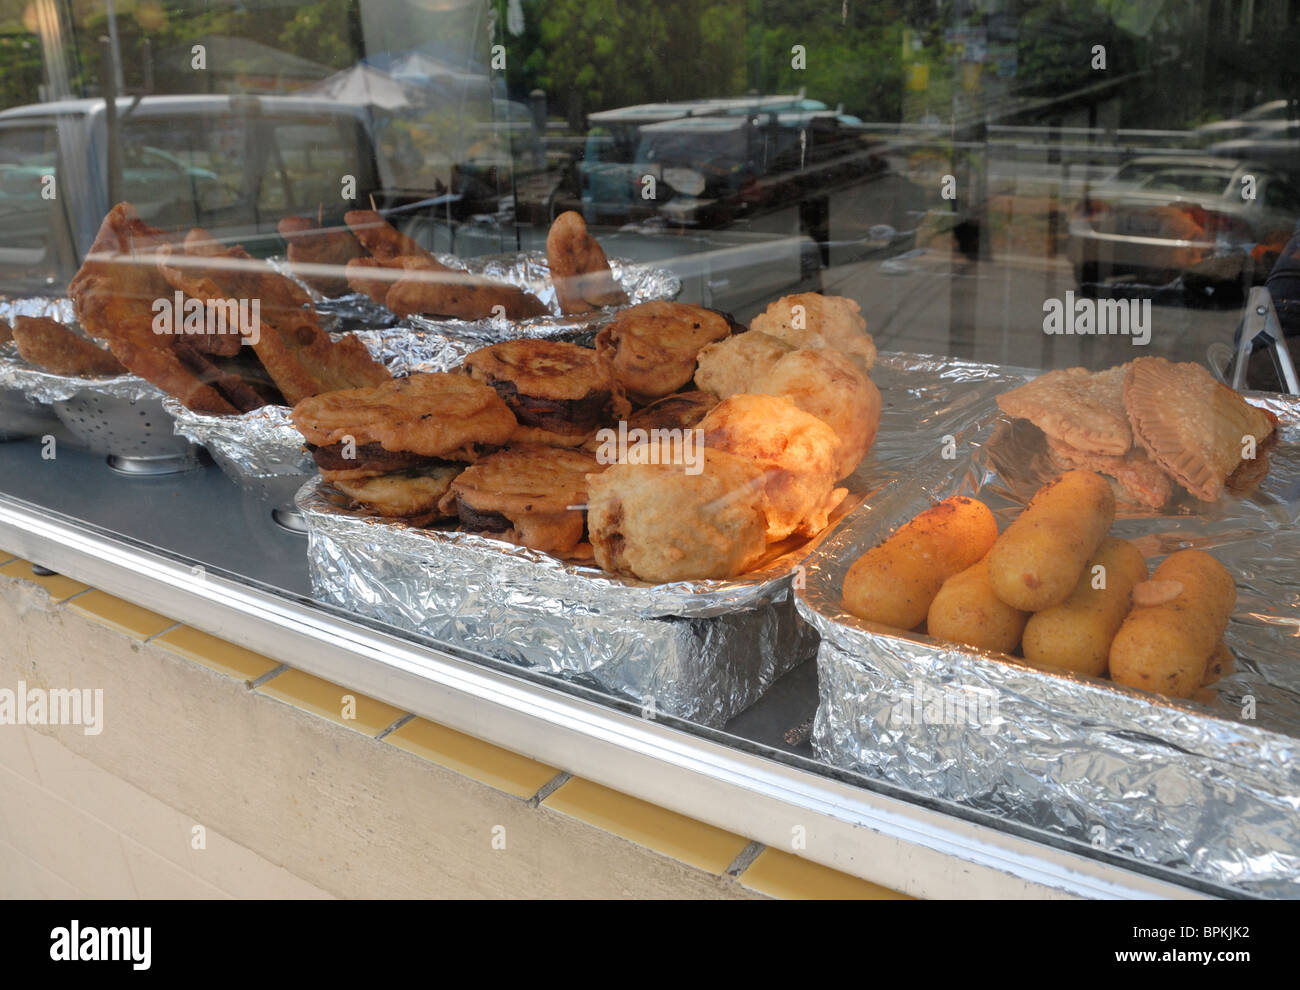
[67,203,255,414]
[1045,435,1173,509]
[700,393,846,542]
[439,444,599,555]
[279,216,365,297]
[333,464,463,522]
[595,301,732,404]
[464,339,629,447]
[749,293,877,370]
[157,227,389,404]
[292,372,517,482]
[11,316,126,377]
[581,390,718,454]
[996,365,1132,456]
[751,347,882,480]
[693,331,794,399]
[546,210,629,315]
[587,450,768,583]
[1123,357,1277,502]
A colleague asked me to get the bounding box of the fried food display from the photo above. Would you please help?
[343,209,548,321]
[700,393,845,541]
[595,301,732,404]
[987,470,1115,611]
[291,372,517,484]
[752,347,882,480]
[157,227,390,405]
[748,293,876,370]
[279,215,365,297]
[1124,356,1278,502]
[1109,549,1236,699]
[693,331,795,399]
[842,496,998,630]
[1021,537,1148,677]
[546,210,629,315]
[439,444,599,555]
[586,450,768,583]
[996,359,1277,508]
[68,203,259,414]
[928,557,1030,654]
[11,316,126,377]
[464,339,628,447]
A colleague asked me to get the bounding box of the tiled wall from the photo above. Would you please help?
[0,549,909,900]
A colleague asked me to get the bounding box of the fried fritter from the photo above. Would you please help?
[67,203,248,414]
[700,393,846,542]
[749,293,876,370]
[343,209,431,261]
[546,210,629,315]
[383,257,550,321]
[291,372,517,461]
[751,347,881,480]
[587,450,769,583]
[464,339,629,447]
[11,316,126,377]
[158,227,389,404]
[279,216,365,297]
[581,390,717,454]
[439,444,599,554]
[595,301,732,404]
[333,464,463,520]
[693,331,794,399]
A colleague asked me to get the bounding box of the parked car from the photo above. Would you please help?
[1067,156,1300,290]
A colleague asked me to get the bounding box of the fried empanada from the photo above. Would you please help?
[996,365,1132,456]
[1044,435,1173,509]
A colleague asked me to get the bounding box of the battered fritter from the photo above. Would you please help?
[693,331,794,399]
[595,301,732,404]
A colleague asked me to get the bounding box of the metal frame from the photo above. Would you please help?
[0,492,1210,899]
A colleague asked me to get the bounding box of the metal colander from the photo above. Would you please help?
[52,391,197,473]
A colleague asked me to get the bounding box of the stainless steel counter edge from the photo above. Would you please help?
[0,495,1206,900]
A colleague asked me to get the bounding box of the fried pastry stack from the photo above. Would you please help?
[997,358,1277,508]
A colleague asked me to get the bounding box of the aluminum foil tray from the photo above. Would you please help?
[798,369,1300,896]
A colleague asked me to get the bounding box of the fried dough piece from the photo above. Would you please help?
[997,366,1131,456]
[158,228,389,404]
[279,216,365,297]
[1045,435,1173,509]
[291,372,517,460]
[581,390,717,454]
[693,331,794,399]
[11,316,126,376]
[343,209,431,261]
[546,210,629,315]
[333,464,462,520]
[587,450,769,582]
[439,444,598,554]
[595,301,732,404]
[67,203,245,414]
[1124,357,1276,502]
[752,347,882,480]
[345,256,398,305]
[464,339,629,447]
[700,393,846,541]
[384,257,550,321]
[749,293,876,369]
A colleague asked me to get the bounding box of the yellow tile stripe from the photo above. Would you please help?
[738,847,913,900]
[384,717,558,800]
[66,589,175,642]
[542,777,750,875]
[153,625,280,683]
[255,668,406,737]
[0,559,90,603]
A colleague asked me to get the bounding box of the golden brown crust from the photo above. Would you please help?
[291,372,518,458]
[596,301,732,404]
[333,465,462,519]
[546,210,629,314]
[751,347,882,480]
[1123,357,1276,502]
[11,316,126,377]
[580,391,717,454]
[586,450,768,582]
[1045,435,1173,509]
[67,203,243,414]
[383,260,549,321]
[343,209,430,261]
[997,366,1132,456]
[748,293,876,369]
[693,331,794,399]
[699,393,845,541]
[279,216,365,297]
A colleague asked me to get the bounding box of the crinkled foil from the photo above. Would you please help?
[291,352,1019,726]
[165,326,471,495]
[799,361,1300,896]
